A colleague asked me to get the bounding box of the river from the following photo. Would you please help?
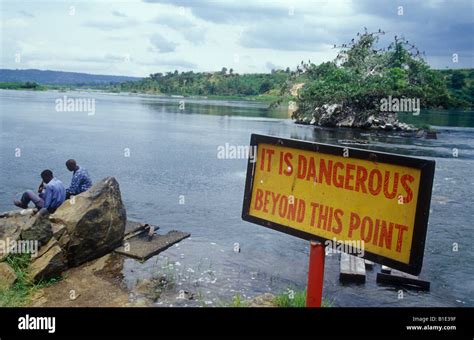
[0,90,472,307]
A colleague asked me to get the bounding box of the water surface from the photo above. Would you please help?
[1,90,472,307]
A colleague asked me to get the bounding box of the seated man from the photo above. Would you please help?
[14,169,66,215]
[65,159,92,199]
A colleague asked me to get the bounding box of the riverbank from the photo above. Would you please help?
[22,252,330,308]
[0,83,289,105]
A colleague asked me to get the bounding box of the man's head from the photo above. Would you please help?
[66,159,77,172]
[40,169,54,183]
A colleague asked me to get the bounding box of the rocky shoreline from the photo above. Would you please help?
[293,103,436,138]
[0,176,194,307]
[0,177,127,286]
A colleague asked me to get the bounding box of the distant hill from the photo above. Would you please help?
[0,69,142,86]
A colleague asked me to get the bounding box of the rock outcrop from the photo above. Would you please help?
[51,177,126,267]
[295,103,417,132]
[20,214,53,247]
[0,177,127,282]
[249,293,276,307]
[0,210,28,261]
[27,239,66,282]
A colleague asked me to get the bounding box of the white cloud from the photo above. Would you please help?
[0,0,471,77]
[150,33,179,53]
[112,10,128,18]
[150,14,207,44]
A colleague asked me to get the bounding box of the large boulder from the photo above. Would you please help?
[51,177,126,267]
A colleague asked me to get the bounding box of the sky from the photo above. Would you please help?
[1,0,473,77]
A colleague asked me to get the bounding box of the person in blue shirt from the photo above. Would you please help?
[65,159,92,199]
[14,169,66,215]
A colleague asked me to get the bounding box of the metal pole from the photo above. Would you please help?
[306,241,325,307]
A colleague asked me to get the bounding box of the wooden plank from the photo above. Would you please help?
[115,230,190,262]
[339,253,366,283]
[376,270,430,291]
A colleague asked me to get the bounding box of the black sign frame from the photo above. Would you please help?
[242,134,435,275]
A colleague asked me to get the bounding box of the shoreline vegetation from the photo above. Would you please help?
[2,70,471,112]
[1,31,473,132]
[1,66,471,108]
[0,81,47,91]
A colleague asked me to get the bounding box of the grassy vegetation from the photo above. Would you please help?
[0,253,62,307]
[218,289,333,307]
[273,289,333,308]
[217,293,250,307]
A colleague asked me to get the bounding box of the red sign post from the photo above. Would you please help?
[306,241,326,307]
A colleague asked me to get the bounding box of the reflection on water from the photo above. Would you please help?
[285,125,474,160]
[141,96,288,119]
[1,90,473,307]
[398,109,474,128]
